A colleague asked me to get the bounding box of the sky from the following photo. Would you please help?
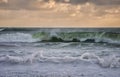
[0,0,120,27]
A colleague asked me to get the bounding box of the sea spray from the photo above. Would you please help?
[0,33,39,42]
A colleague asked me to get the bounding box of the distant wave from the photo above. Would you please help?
[0,33,39,42]
[0,28,120,44]
[0,28,5,31]
[32,32,120,44]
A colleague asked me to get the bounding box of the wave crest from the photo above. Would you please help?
[0,51,120,68]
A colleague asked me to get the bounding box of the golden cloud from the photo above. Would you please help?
[0,0,120,27]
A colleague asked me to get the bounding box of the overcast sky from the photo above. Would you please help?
[0,0,120,27]
[0,0,120,10]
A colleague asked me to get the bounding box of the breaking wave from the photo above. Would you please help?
[33,32,120,44]
[0,28,4,31]
[0,28,120,44]
[0,33,39,42]
[0,51,120,68]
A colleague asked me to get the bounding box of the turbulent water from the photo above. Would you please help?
[0,28,120,77]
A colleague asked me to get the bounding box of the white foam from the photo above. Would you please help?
[0,28,4,31]
[0,50,43,64]
[0,51,120,68]
[0,33,38,42]
[80,52,120,68]
[110,56,120,68]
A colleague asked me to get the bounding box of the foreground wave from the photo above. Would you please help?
[0,50,120,68]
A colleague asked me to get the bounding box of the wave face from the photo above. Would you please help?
[33,32,120,44]
[0,28,120,44]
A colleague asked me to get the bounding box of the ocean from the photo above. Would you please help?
[0,28,120,77]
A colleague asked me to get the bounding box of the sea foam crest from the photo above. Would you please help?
[0,33,38,42]
[0,51,120,68]
[80,53,120,68]
[0,50,43,64]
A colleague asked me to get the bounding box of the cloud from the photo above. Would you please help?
[0,0,8,3]
[70,0,120,5]
[0,0,38,10]
[0,0,120,26]
[0,0,120,10]
[90,0,120,5]
[0,5,120,26]
[47,0,120,5]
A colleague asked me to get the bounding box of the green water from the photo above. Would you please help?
[32,32,120,43]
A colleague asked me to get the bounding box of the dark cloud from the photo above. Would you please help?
[90,0,120,5]
[50,0,120,5]
[0,0,38,10]
[0,0,120,10]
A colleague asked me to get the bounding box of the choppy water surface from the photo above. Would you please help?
[0,28,120,77]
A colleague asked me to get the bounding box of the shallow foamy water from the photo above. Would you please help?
[0,42,120,77]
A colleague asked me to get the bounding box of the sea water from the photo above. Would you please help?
[0,28,120,77]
